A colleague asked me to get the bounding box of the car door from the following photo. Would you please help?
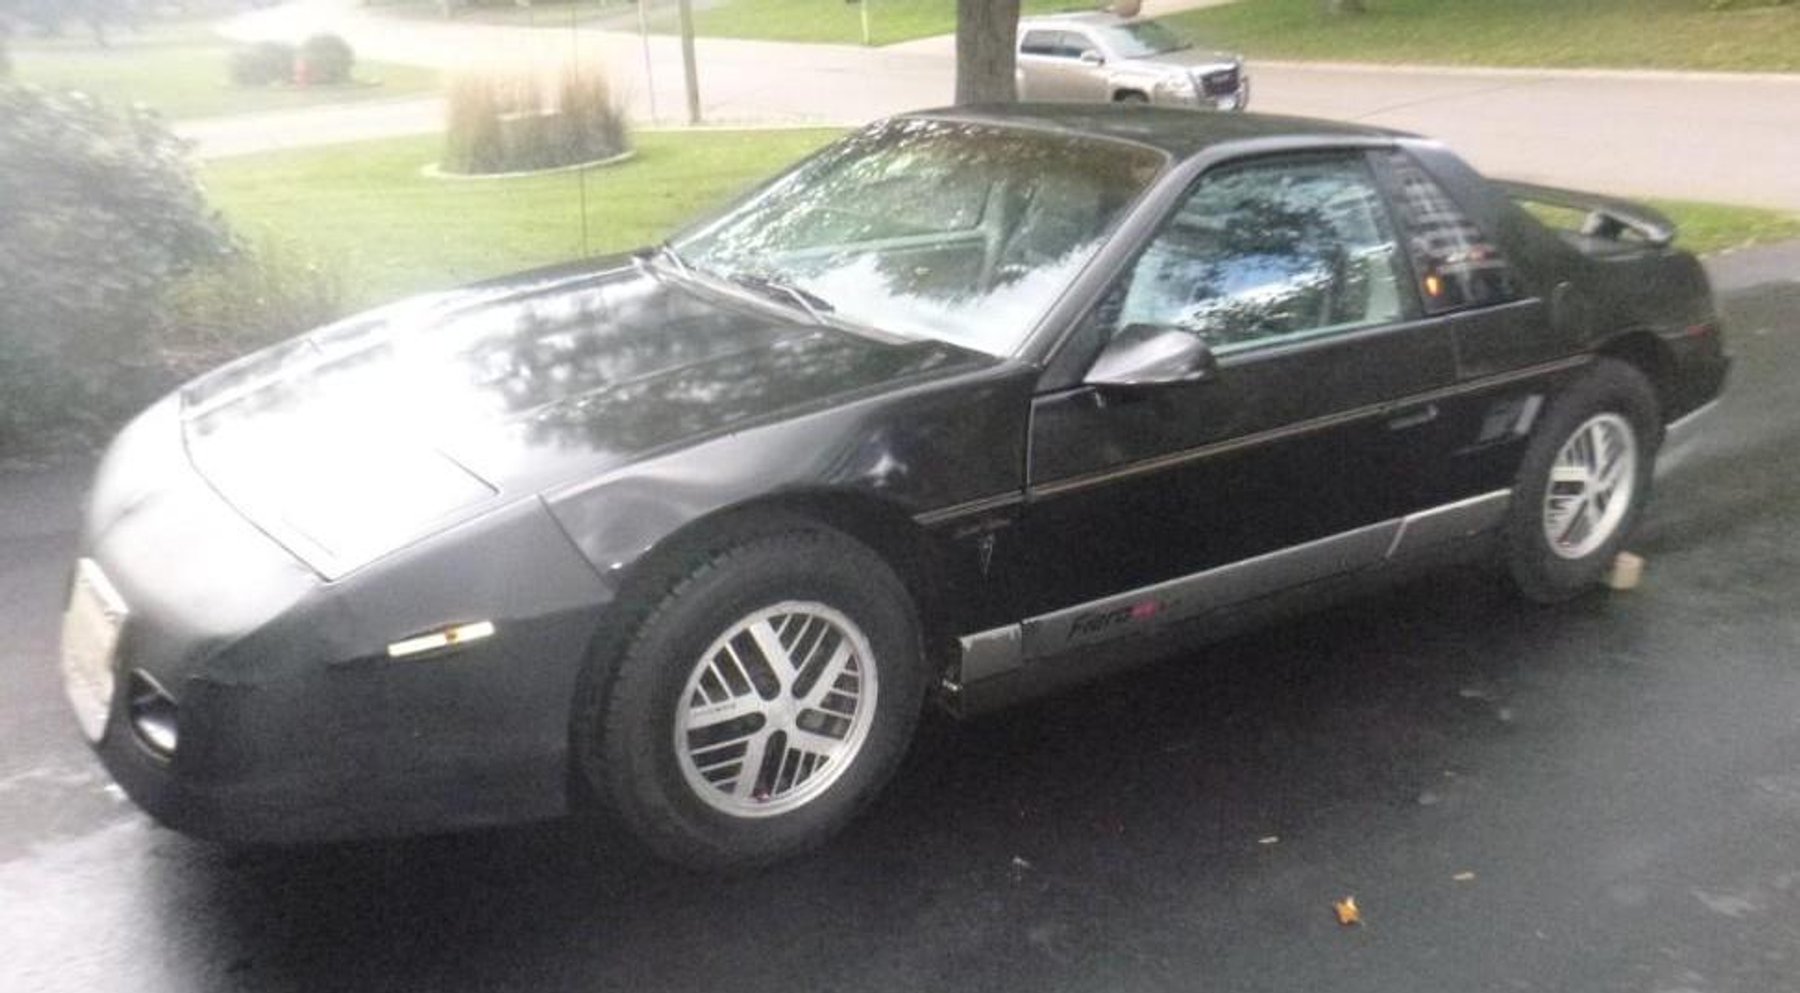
[1017,29,1106,102]
[1005,151,1468,653]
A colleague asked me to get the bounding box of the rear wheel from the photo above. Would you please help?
[579,525,925,868]
[1504,359,1661,603]
[1114,90,1150,104]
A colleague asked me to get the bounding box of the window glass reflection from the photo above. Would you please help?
[1110,155,1407,352]
[1384,151,1521,313]
[676,118,1166,356]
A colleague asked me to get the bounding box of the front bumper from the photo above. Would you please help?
[1158,77,1250,112]
[68,403,611,845]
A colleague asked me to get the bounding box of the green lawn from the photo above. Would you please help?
[203,128,842,307]
[386,0,1084,45]
[1166,0,1800,73]
[1646,199,1800,257]
[10,17,442,120]
[670,0,1080,46]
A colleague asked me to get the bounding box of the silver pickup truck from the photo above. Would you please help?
[1016,12,1249,112]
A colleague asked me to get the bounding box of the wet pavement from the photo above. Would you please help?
[3,254,1798,992]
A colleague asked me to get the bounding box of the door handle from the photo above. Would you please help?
[1387,403,1439,431]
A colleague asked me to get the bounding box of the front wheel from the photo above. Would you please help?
[579,525,926,868]
[1504,359,1661,603]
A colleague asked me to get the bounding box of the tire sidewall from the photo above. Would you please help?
[592,528,924,868]
[1506,359,1661,602]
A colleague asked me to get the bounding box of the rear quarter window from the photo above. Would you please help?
[1383,152,1522,314]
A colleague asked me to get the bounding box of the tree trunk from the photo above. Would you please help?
[955,0,1021,105]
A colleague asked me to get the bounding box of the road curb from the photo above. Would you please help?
[1704,240,1800,292]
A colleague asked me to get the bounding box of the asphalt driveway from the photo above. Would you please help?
[3,246,1799,992]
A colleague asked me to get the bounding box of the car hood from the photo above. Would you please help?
[179,261,988,576]
[1134,48,1240,72]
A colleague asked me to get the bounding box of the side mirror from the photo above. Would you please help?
[1079,49,1106,66]
[1085,324,1217,388]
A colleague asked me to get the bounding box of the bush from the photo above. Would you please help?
[162,238,346,382]
[298,33,356,86]
[229,41,296,87]
[0,83,233,454]
[442,67,631,175]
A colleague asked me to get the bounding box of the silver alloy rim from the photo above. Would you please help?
[1542,412,1639,561]
[673,602,878,818]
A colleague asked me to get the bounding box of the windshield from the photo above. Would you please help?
[1099,20,1190,58]
[673,118,1166,356]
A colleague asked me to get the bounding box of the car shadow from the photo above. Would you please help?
[144,564,1583,992]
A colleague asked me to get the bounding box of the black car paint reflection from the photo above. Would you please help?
[68,106,1728,849]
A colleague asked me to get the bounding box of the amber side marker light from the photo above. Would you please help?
[387,621,497,659]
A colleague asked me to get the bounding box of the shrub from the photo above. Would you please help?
[162,238,346,382]
[229,41,296,87]
[298,33,356,86]
[442,67,631,175]
[0,83,233,454]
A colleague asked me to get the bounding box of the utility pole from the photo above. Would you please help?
[677,0,701,124]
[637,0,658,123]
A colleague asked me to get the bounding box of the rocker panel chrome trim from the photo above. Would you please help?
[1020,519,1399,660]
[957,625,1024,683]
[1385,489,1512,560]
[950,489,1514,684]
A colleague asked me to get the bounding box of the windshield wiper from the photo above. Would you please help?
[726,271,836,326]
[634,242,693,279]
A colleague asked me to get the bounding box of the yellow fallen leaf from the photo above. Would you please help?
[1334,896,1361,926]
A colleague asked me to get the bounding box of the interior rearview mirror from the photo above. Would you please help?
[1085,324,1218,389]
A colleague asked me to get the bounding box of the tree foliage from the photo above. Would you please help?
[0,84,233,452]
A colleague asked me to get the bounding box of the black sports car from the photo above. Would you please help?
[63,107,1728,868]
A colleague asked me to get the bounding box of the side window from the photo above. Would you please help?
[1020,30,1061,57]
[1107,155,1408,353]
[1060,31,1098,58]
[1382,151,1520,313]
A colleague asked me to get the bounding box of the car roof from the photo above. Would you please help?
[904,104,1412,162]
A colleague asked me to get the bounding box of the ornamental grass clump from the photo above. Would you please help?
[442,67,630,175]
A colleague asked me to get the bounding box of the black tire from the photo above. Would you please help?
[1114,90,1150,104]
[578,524,925,869]
[1504,358,1662,604]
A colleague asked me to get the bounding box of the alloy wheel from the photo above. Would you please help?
[1541,412,1639,560]
[673,602,878,818]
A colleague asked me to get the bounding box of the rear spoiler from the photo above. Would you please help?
[1497,180,1676,249]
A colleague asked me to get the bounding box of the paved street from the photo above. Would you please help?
[185,1,1800,212]
[3,248,1798,992]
